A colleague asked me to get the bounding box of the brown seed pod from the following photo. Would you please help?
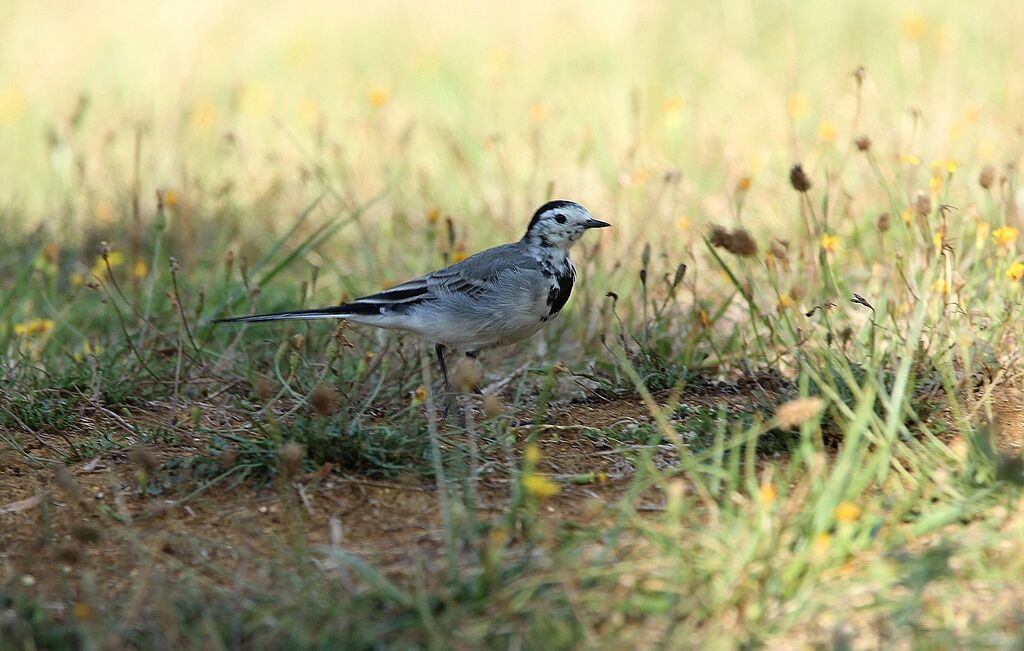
[789,164,812,192]
[483,394,503,420]
[979,164,996,190]
[877,212,891,232]
[309,384,338,416]
[280,442,305,479]
[452,356,484,393]
[854,135,872,152]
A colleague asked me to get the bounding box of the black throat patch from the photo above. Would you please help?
[546,261,576,316]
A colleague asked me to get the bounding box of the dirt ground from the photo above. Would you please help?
[0,384,767,605]
[4,377,1018,612]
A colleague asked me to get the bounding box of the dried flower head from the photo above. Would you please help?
[280,442,305,478]
[70,522,103,544]
[483,393,503,420]
[914,191,932,217]
[452,356,483,393]
[979,164,997,190]
[52,464,83,503]
[128,447,160,474]
[774,397,825,430]
[55,544,82,565]
[877,212,891,232]
[789,164,812,192]
[252,375,274,401]
[769,241,789,264]
[709,226,758,257]
[310,384,338,416]
[855,135,872,152]
[220,447,239,469]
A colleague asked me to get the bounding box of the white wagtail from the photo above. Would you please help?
[216,200,610,386]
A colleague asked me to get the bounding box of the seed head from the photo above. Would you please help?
[452,356,483,393]
[709,226,758,257]
[310,384,338,416]
[280,442,305,478]
[483,393,503,420]
[128,447,160,474]
[914,191,932,217]
[877,212,891,232]
[53,463,83,502]
[979,164,997,190]
[252,375,273,401]
[774,397,825,430]
[55,544,82,565]
[854,135,872,152]
[70,522,103,544]
[291,334,305,350]
[852,65,866,86]
[220,447,239,469]
[789,164,812,192]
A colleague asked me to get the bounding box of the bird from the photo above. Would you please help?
[215,200,610,388]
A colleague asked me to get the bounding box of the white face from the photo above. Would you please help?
[524,200,610,249]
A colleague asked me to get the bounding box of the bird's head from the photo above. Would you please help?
[522,200,610,249]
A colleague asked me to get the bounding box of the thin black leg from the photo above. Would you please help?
[435,343,450,388]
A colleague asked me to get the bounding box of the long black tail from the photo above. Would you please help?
[214,304,379,324]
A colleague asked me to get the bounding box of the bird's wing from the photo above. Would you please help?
[352,243,532,308]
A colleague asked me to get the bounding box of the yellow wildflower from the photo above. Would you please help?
[631,168,651,185]
[0,87,27,124]
[452,242,468,263]
[976,221,991,248]
[162,190,179,209]
[525,444,542,465]
[662,95,685,115]
[901,15,927,41]
[14,318,54,337]
[298,97,321,125]
[811,532,831,558]
[993,226,1018,247]
[816,121,837,143]
[931,278,949,295]
[834,501,861,523]
[736,176,752,192]
[133,260,148,279]
[426,208,440,224]
[72,602,92,621]
[899,153,921,166]
[778,293,794,311]
[698,309,710,328]
[522,473,560,498]
[413,385,427,402]
[70,272,84,287]
[239,82,273,116]
[929,175,942,194]
[901,208,912,224]
[367,86,390,108]
[675,216,690,233]
[190,99,219,130]
[1006,261,1024,282]
[820,233,840,253]
[787,92,809,120]
[529,101,546,124]
[758,483,777,505]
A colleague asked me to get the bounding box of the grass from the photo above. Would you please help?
[4,0,1024,648]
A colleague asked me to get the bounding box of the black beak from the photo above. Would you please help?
[584,218,611,229]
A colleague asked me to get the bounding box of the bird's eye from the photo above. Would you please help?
[554,214,566,224]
